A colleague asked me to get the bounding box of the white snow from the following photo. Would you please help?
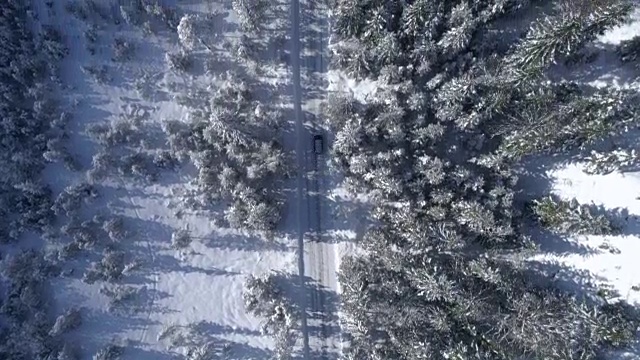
[29,0,305,358]
[531,163,640,304]
[23,0,369,356]
[526,162,640,359]
[327,69,379,103]
[528,8,640,359]
[21,0,640,358]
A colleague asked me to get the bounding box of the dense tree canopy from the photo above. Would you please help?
[329,0,640,358]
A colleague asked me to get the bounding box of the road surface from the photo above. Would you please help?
[289,0,339,358]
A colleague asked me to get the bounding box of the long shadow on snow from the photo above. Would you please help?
[608,338,640,360]
[144,253,240,278]
[100,286,175,316]
[291,350,340,360]
[108,181,178,204]
[257,270,340,317]
[271,271,342,337]
[197,230,294,252]
[515,145,640,305]
[547,42,640,87]
[522,259,623,301]
[323,131,378,245]
[108,216,245,278]
[119,346,175,360]
[190,320,263,337]
[53,279,166,356]
[202,339,273,360]
[275,116,374,245]
[119,216,174,248]
[154,320,273,359]
[109,53,165,94]
[57,232,176,317]
[292,111,374,245]
[518,151,640,239]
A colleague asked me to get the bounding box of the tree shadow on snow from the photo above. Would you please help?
[276,113,375,245]
[157,320,273,359]
[524,226,603,257]
[523,259,620,301]
[148,253,240,277]
[197,230,294,252]
[270,272,342,345]
[120,217,174,251]
[190,320,263,337]
[518,150,640,240]
[120,346,175,360]
[608,338,640,360]
[514,137,640,312]
[66,305,164,357]
[547,42,640,87]
[127,286,175,315]
[209,340,273,360]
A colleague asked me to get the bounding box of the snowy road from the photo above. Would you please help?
[290,0,339,357]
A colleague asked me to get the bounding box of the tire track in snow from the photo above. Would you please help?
[308,151,332,358]
[290,0,312,355]
[292,0,341,356]
[294,0,338,356]
[307,1,338,357]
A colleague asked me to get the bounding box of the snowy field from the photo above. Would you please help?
[39,0,292,358]
[15,0,350,358]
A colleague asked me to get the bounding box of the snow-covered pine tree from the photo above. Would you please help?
[243,272,298,358]
[160,73,288,232]
[531,196,618,235]
[617,35,640,65]
[329,0,639,358]
[232,0,269,34]
[93,343,124,360]
[583,147,638,174]
[0,0,65,243]
[508,0,632,79]
[49,308,82,336]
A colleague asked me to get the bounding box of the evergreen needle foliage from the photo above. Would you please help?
[329,0,639,358]
[584,148,638,175]
[510,0,632,76]
[618,35,640,65]
[498,86,638,159]
[531,196,619,235]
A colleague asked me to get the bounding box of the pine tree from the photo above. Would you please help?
[617,35,640,65]
[531,196,618,235]
[329,0,639,358]
[333,0,367,39]
[508,0,632,78]
[583,148,638,174]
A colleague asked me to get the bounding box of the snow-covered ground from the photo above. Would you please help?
[23,0,349,358]
[20,0,373,357]
[48,12,284,360]
[19,0,640,359]
[521,162,640,359]
[522,8,640,359]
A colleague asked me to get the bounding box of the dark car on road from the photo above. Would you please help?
[313,134,324,154]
